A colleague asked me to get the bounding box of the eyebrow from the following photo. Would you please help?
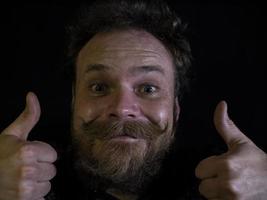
[129,65,165,75]
[85,64,111,73]
[85,63,165,75]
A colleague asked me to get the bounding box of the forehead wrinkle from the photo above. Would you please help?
[77,29,175,80]
[80,50,165,71]
[80,48,171,78]
[78,29,173,64]
[87,48,164,59]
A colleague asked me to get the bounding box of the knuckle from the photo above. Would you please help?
[219,180,240,198]
[17,181,34,200]
[18,144,35,160]
[226,118,235,127]
[20,165,37,179]
[222,159,240,174]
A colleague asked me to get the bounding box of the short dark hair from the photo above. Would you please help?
[65,0,192,98]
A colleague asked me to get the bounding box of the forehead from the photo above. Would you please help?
[77,29,174,75]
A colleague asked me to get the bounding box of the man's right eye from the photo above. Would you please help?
[89,83,109,95]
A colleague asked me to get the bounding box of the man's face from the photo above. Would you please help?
[71,29,180,183]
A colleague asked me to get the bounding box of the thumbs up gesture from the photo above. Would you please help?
[0,92,57,200]
[195,101,267,199]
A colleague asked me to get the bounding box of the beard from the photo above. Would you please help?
[70,119,175,194]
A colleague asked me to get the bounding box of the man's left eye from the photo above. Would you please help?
[138,84,158,94]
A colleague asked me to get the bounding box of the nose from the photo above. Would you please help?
[108,90,140,119]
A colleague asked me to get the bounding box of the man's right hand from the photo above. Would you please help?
[0,92,57,200]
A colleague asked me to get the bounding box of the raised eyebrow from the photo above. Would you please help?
[85,63,111,73]
[129,65,165,75]
[85,64,165,75]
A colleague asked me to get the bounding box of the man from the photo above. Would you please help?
[0,0,266,199]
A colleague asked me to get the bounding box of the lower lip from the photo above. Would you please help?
[110,136,138,143]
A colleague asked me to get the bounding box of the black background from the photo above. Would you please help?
[1,2,266,154]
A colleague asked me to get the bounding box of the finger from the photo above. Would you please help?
[17,180,50,200]
[32,181,51,200]
[195,156,219,179]
[199,178,219,199]
[20,162,56,182]
[24,141,57,163]
[213,101,253,149]
[37,163,57,181]
[22,163,57,182]
[3,92,41,140]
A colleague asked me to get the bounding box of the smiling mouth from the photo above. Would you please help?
[109,134,138,142]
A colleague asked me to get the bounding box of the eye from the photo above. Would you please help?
[138,84,158,95]
[89,82,109,95]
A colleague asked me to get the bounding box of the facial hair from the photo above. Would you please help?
[71,119,175,194]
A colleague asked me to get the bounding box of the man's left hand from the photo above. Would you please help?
[195,101,267,200]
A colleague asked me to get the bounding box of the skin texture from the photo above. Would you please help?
[195,101,267,199]
[71,29,180,196]
[0,93,57,200]
[72,29,178,132]
[0,29,266,200]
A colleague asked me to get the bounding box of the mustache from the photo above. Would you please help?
[81,120,166,140]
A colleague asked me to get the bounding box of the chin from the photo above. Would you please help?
[90,138,148,181]
[71,131,174,194]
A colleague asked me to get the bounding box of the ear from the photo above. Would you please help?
[174,97,180,122]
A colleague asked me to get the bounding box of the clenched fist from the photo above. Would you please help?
[0,92,57,200]
[195,101,267,200]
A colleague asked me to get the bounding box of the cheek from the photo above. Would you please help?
[72,93,105,130]
[141,99,174,130]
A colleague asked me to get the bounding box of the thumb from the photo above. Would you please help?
[214,101,252,149]
[3,92,41,140]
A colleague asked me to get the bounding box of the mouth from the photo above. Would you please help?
[109,134,138,143]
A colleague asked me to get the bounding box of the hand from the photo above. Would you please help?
[195,101,267,200]
[0,92,57,200]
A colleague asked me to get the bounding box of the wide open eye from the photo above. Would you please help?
[136,84,161,99]
[89,82,109,96]
[139,84,157,94]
